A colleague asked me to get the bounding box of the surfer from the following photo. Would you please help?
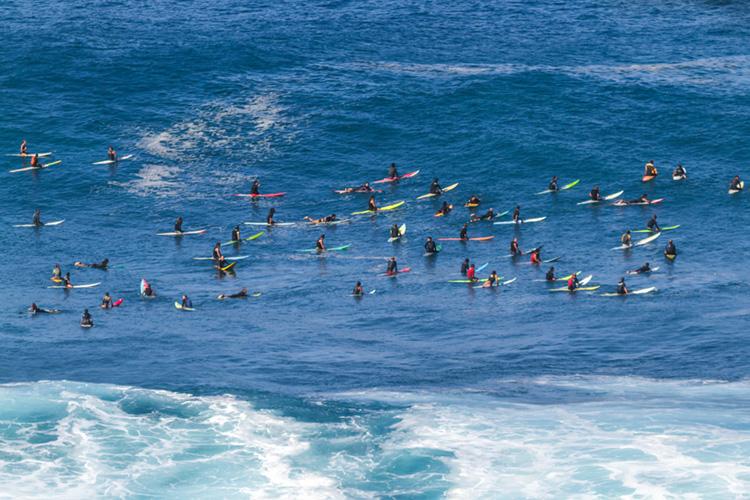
[589,185,601,201]
[52,264,62,281]
[305,214,337,224]
[212,242,223,260]
[61,272,73,288]
[352,282,364,296]
[81,309,94,326]
[644,160,657,178]
[461,258,470,274]
[218,288,248,299]
[142,282,156,297]
[483,271,499,287]
[107,146,118,162]
[673,164,686,179]
[470,208,494,222]
[730,175,743,191]
[549,176,560,192]
[546,267,556,281]
[216,255,231,272]
[341,182,373,193]
[367,195,378,212]
[665,239,677,257]
[467,263,476,281]
[174,217,183,234]
[28,303,58,314]
[75,258,109,268]
[617,278,629,295]
[424,237,438,254]
[530,248,541,264]
[231,225,241,242]
[20,140,27,156]
[510,237,523,256]
[459,223,468,241]
[181,295,192,308]
[618,194,650,205]
[266,207,276,225]
[466,195,481,206]
[30,154,41,168]
[386,257,398,274]
[512,205,521,223]
[647,215,661,232]
[627,262,652,274]
[430,178,443,195]
[101,292,112,309]
[251,180,261,195]
[32,209,44,226]
[316,234,326,251]
[567,272,580,291]
[390,224,401,239]
[622,230,632,247]
[436,202,452,217]
[388,163,399,180]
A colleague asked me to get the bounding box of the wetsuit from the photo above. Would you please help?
[590,187,600,200]
[89,260,108,269]
[231,228,240,241]
[355,184,373,192]
[368,199,377,211]
[229,290,247,298]
[316,238,325,250]
[429,181,442,194]
[387,260,398,273]
[212,247,222,260]
[568,275,579,291]
[468,197,481,205]
[476,210,493,220]
[81,312,93,325]
[531,252,541,264]
[513,207,520,221]
[549,180,559,191]
[622,233,632,245]
[467,267,475,280]
[389,165,398,179]
[390,226,400,238]
[62,276,72,287]
[510,241,521,256]
[731,178,742,191]
[108,149,117,161]
[438,203,451,215]
[321,215,336,223]
[647,218,660,232]
[645,163,657,176]
[251,183,260,195]
[30,304,42,314]
[174,220,183,233]
[635,264,651,274]
[674,166,685,177]
[52,267,61,280]
[546,269,555,281]
[143,286,154,297]
[32,212,43,226]
[459,226,468,240]
[266,210,274,224]
[617,281,627,294]
[487,274,497,286]
[425,240,437,253]
[666,242,676,255]
[461,261,469,274]
[352,286,363,296]
[182,298,193,308]
[102,296,112,308]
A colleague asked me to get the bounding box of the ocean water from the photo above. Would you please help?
[2,0,750,497]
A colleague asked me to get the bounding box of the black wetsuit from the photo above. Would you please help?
[477,210,493,220]
[62,277,71,287]
[266,211,274,224]
[674,166,685,177]
[590,188,600,200]
[102,296,112,308]
[355,184,373,192]
[459,226,468,240]
[322,216,335,223]
[353,286,363,296]
[390,226,400,238]
[617,282,627,294]
[647,219,660,232]
[425,241,437,253]
[731,178,742,190]
[546,269,555,281]
[81,312,93,325]
[182,298,192,308]
[32,213,43,226]
[510,242,521,256]
[387,260,397,273]
[144,286,154,297]
[389,165,398,178]
[666,242,676,255]
[635,264,651,274]
[90,260,108,268]
[108,150,116,161]
[251,183,260,195]
[487,274,497,286]
[368,199,377,211]
[513,208,520,221]
[461,261,469,274]
[174,220,183,233]
[229,290,247,298]
[231,229,240,241]
[316,239,325,250]
[430,181,442,194]
[549,180,559,191]
[213,247,222,260]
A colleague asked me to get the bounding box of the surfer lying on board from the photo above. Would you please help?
[436,202,452,217]
[368,195,378,212]
[465,195,481,206]
[389,163,399,179]
[32,209,44,226]
[589,185,601,201]
[459,223,468,240]
[470,208,494,222]
[386,257,398,273]
[617,278,629,295]
[622,230,632,246]
[548,176,560,192]
[390,224,401,239]
[266,208,277,225]
[567,272,580,291]
[29,303,58,314]
[510,237,523,256]
[81,309,94,326]
[424,237,438,253]
[730,175,743,191]
[617,194,650,205]
[174,217,184,234]
[665,240,677,257]
[482,271,499,287]
[647,215,660,232]
[304,214,337,223]
[546,267,556,281]
[644,160,657,177]
[102,293,112,309]
[316,234,326,251]
[108,146,118,162]
[218,288,247,299]
[673,165,686,179]
[352,282,364,296]
[75,258,109,268]
[627,262,652,274]
[343,182,374,193]
[430,178,443,195]
[251,180,261,195]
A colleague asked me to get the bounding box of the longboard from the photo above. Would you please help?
[577,190,624,205]
[600,287,657,296]
[351,290,376,296]
[47,282,101,289]
[536,179,579,194]
[234,192,286,197]
[9,160,62,173]
[299,244,352,253]
[351,201,405,215]
[156,229,207,236]
[307,219,352,225]
[470,210,509,221]
[632,225,680,233]
[244,222,295,226]
[175,302,195,311]
[551,285,600,292]
[6,152,54,157]
[385,267,411,276]
[333,188,383,194]
[221,231,264,245]
[611,232,661,250]
[417,183,458,199]
[438,236,494,241]
[388,223,406,243]
[611,198,664,206]
[193,255,250,260]
[372,170,419,184]
[13,219,65,227]
[494,217,546,225]
[93,154,134,165]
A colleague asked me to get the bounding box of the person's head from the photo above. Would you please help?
[364,182,369,187]
[235,225,239,230]
[102,259,108,265]
[620,277,624,282]
[645,262,650,266]
[433,178,438,182]
[553,175,557,180]
[516,205,520,209]
[394,223,398,228]
[653,215,657,219]
[391,163,395,167]
[331,214,336,219]
[177,216,182,221]
[84,308,89,313]
[253,180,259,185]
[35,209,40,214]
[182,294,187,299]
[594,185,598,189]
[356,281,361,287]
[215,242,220,247]
[649,159,653,163]
[370,194,374,199]
[669,239,673,243]
[463,223,467,227]
[320,234,325,239]
[489,208,493,212]
[735,175,740,179]
[513,237,517,242]
[626,230,630,234]
[269,207,275,213]
[464,258,469,263]
[677,164,681,168]
[109,145,113,150]
[55,263,59,268]
[550,267,555,272]
[427,236,432,241]
[470,263,475,268]
[642,193,647,198]
[390,256,395,261]
[22,140,26,144]
[105,292,109,297]
[31,302,36,308]
[492,270,497,275]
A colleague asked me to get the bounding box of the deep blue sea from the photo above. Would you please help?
[2,0,750,497]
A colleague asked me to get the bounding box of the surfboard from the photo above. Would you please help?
[434,205,453,217]
[13,219,65,227]
[112,299,123,307]
[234,192,287,197]
[385,266,411,276]
[47,282,101,289]
[220,262,236,272]
[611,232,661,250]
[333,188,383,194]
[476,262,489,272]
[729,181,745,194]
[632,225,680,233]
[193,255,250,260]
[140,279,149,295]
[417,183,459,199]
[612,198,664,206]
[243,222,295,226]
[156,229,206,236]
[577,190,624,205]
[351,201,405,215]
[494,217,546,225]
[307,219,352,225]
[6,152,54,157]
[551,285,600,292]
[673,175,686,181]
[388,223,406,243]
[218,293,262,299]
[175,302,195,311]
[372,170,420,184]
[221,231,264,246]
[438,236,494,241]
[351,290,376,296]
[9,160,62,173]
[81,323,95,328]
[601,286,657,296]
[666,253,676,259]
[299,244,352,252]
[93,154,134,165]
[536,179,580,195]
[642,175,656,182]
[423,245,442,256]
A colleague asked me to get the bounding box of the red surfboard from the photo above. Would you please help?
[234,192,286,197]
[372,170,420,184]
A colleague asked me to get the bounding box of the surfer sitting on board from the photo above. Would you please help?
[673,165,686,179]
[61,272,73,288]
[483,271,499,287]
[512,205,522,223]
[266,208,277,225]
[510,237,523,256]
[424,237,438,254]
[143,283,156,297]
[530,249,541,264]
[467,264,476,281]
[181,295,192,308]
[665,240,677,257]
[212,242,223,260]
[644,160,657,177]
[102,293,112,309]
[470,208,494,222]
[436,202,451,217]
[386,257,398,274]
[218,288,247,299]
[30,154,41,168]
[388,163,399,180]
[251,180,261,195]
[316,234,326,251]
[81,309,94,326]
[567,272,580,291]
[622,230,632,246]
[549,176,560,192]
[20,140,28,156]
[231,226,241,242]
[430,178,443,195]
[32,209,44,226]
[730,175,743,191]
[647,215,660,232]
[546,267,556,281]
[352,282,364,296]
[465,195,481,206]
[461,259,470,274]
[390,224,401,239]
[108,146,118,162]
[617,278,629,295]
[627,262,652,274]
[75,258,109,268]
[52,264,62,281]
[367,195,378,212]
[459,223,468,241]
[589,185,601,201]
[174,217,184,234]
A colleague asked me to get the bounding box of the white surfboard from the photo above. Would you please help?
[494,217,546,225]
[388,223,406,242]
[13,219,65,227]
[5,152,54,157]
[577,190,624,205]
[93,154,134,165]
[156,229,207,236]
[47,282,101,289]
[243,222,296,226]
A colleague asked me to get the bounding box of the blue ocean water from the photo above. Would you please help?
[2,0,750,497]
